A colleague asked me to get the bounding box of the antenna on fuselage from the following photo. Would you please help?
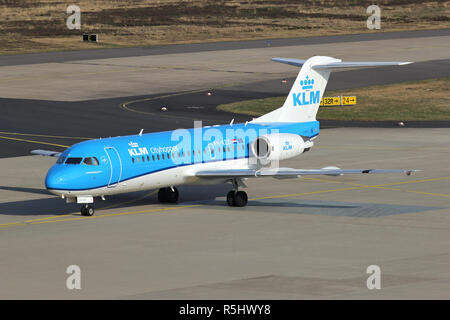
[139,129,143,136]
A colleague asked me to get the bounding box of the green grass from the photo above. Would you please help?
[0,0,449,54]
[217,78,450,121]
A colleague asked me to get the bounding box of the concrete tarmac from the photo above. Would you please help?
[0,127,449,299]
[0,33,449,101]
[0,30,449,299]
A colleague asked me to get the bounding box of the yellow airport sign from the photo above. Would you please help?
[320,96,340,106]
[320,96,357,106]
[341,96,357,105]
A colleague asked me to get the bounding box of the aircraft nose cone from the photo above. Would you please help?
[45,166,66,190]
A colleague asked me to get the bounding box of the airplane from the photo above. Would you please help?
[32,56,415,216]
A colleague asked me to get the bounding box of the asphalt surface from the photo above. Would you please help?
[0,30,449,300]
[1,29,449,67]
[1,127,449,299]
[1,58,449,158]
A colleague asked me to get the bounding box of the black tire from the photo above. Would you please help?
[234,191,248,207]
[158,188,168,203]
[81,204,95,216]
[85,205,95,216]
[166,187,179,203]
[227,191,236,207]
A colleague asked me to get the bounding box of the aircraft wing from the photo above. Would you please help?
[31,149,62,157]
[195,167,417,178]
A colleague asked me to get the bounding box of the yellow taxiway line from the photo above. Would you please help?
[0,135,70,148]
[0,131,92,140]
[1,175,448,229]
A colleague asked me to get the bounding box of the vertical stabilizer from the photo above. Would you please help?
[252,56,412,123]
[253,56,338,123]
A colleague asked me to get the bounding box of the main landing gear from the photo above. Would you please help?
[227,190,248,207]
[227,178,248,207]
[158,186,179,203]
[80,204,95,216]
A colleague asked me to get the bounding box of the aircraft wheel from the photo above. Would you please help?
[227,191,236,207]
[234,191,248,207]
[158,188,169,203]
[158,187,179,203]
[166,187,179,203]
[81,204,95,216]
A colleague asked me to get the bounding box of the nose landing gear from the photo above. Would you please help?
[81,204,95,216]
[158,186,179,203]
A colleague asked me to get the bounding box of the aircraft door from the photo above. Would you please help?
[104,147,122,188]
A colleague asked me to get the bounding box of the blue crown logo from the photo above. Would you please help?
[300,75,314,90]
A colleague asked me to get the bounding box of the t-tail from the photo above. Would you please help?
[252,56,412,123]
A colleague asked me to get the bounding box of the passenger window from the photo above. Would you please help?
[152,155,155,161]
[65,157,82,165]
[142,156,145,162]
[132,158,135,163]
[147,156,150,162]
[162,154,165,160]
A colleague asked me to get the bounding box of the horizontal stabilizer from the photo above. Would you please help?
[312,61,412,71]
[271,57,412,70]
[271,57,307,67]
[31,149,62,157]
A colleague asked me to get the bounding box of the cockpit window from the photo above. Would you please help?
[83,157,99,166]
[65,157,83,165]
[56,156,66,164]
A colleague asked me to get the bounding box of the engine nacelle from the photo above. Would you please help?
[250,133,313,164]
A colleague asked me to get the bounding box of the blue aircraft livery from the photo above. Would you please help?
[292,75,321,107]
[45,121,320,192]
[33,55,413,215]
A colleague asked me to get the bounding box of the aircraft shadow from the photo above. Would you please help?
[0,183,232,217]
[200,199,359,210]
[0,183,361,217]
[248,201,358,209]
[0,185,51,196]
[0,197,80,217]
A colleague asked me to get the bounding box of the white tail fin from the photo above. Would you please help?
[252,56,412,123]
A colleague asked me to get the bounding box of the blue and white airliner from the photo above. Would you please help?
[32,56,415,216]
